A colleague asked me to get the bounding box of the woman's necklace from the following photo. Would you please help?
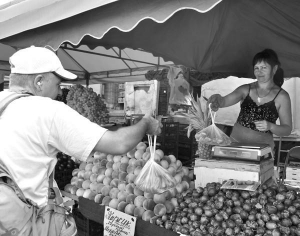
[255,82,274,103]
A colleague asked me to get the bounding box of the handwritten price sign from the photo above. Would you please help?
[104,206,136,236]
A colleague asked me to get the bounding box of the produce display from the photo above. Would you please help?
[56,88,70,104]
[66,84,109,125]
[64,141,194,222]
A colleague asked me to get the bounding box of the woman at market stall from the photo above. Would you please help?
[208,48,292,150]
[0,46,161,235]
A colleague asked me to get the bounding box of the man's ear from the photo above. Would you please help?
[33,75,44,90]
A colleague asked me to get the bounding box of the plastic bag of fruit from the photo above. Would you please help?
[135,135,177,194]
[195,104,231,146]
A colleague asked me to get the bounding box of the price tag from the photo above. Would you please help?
[103,206,136,236]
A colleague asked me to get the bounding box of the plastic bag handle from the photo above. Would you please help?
[208,103,216,124]
[147,134,157,161]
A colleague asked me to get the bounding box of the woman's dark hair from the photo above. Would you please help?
[252,49,284,87]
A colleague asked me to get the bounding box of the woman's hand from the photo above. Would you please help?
[254,120,271,132]
[207,94,223,111]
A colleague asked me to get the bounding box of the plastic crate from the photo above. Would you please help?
[73,208,103,236]
[162,122,179,134]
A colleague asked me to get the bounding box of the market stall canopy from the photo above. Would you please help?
[1,0,300,79]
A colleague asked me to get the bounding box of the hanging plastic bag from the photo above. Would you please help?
[195,104,231,146]
[135,135,177,194]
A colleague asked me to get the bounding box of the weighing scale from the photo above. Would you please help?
[212,142,274,162]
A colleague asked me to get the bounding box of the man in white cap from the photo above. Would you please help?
[0,46,161,235]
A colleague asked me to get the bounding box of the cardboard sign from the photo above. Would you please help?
[103,206,136,236]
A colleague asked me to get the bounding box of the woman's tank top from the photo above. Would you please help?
[236,84,282,134]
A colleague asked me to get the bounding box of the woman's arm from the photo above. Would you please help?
[255,90,292,136]
[208,84,249,111]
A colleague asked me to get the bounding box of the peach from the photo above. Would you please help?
[134,150,144,160]
[135,160,144,167]
[125,183,135,194]
[109,187,120,199]
[83,189,96,200]
[167,166,176,177]
[117,201,128,212]
[119,163,129,173]
[169,162,178,170]
[118,182,126,191]
[64,184,72,192]
[134,195,145,207]
[118,172,127,182]
[133,187,144,196]
[142,152,151,162]
[75,179,84,188]
[124,204,136,216]
[154,153,161,163]
[133,166,142,176]
[72,169,80,177]
[101,186,112,196]
[176,160,182,169]
[154,204,167,216]
[106,154,114,162]
[89,182,98,192]
[170,197,179,207]
[155,149,164,158]
[100,159,108,168]
[95,183,105,194]
[126,173,136,183]
[134,207,145,218]
[161,156,171,165]
[120,156,129,164]
[90,173,98,182]
[94,194,104,204]
[181,181,190,191]
[94,194,104,203]
[142,210,155,222]
[164,200,174,213]
[111,170,119,179]
[168,188,178,198]
[145,147,151,153]
[76,188,85,197]
[168,155,177,163]
[92,159,101,165]
[94,152,107,160]
[77,170,85,179]
[126,194,137,204]
[82,180,91,189]
[112,162,121,171]
[144,192,154,199]
[174,174,182,184]
[163,190,172,200]
[106,161,114,169]
[175,183,184,194]
[160,160,169,169]
[85,163,93,171]
[142,199,156,211]
[98,168,106,175]
[103,176,112,186]
[117,191,128,202]
[127,149,136,158]
[102,196,112,206]
[96,174,105,183]
[113,155,122,163]
[182,166,189,177]
[136,142,147,151]
[153,193,166,204]
[79,162,87,170]
[128,158,137,167]
[70,186,79,195]
[109,198,120,209]
[84,171,92,180]
[105,168,113,177]
[71,176,79,185]
[126,165,135,174]
[110,178,119,188]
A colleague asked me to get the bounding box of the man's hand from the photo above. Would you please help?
[143,114,162,136]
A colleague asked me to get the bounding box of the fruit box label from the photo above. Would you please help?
[104,207,136,236]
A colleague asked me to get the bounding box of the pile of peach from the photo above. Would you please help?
[64,142,194,221]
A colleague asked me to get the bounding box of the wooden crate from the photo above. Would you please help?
[194,158,274,187]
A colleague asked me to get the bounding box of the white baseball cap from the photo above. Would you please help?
[9,46,77,80]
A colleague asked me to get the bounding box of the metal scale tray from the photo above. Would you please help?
[212,142,273,162]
